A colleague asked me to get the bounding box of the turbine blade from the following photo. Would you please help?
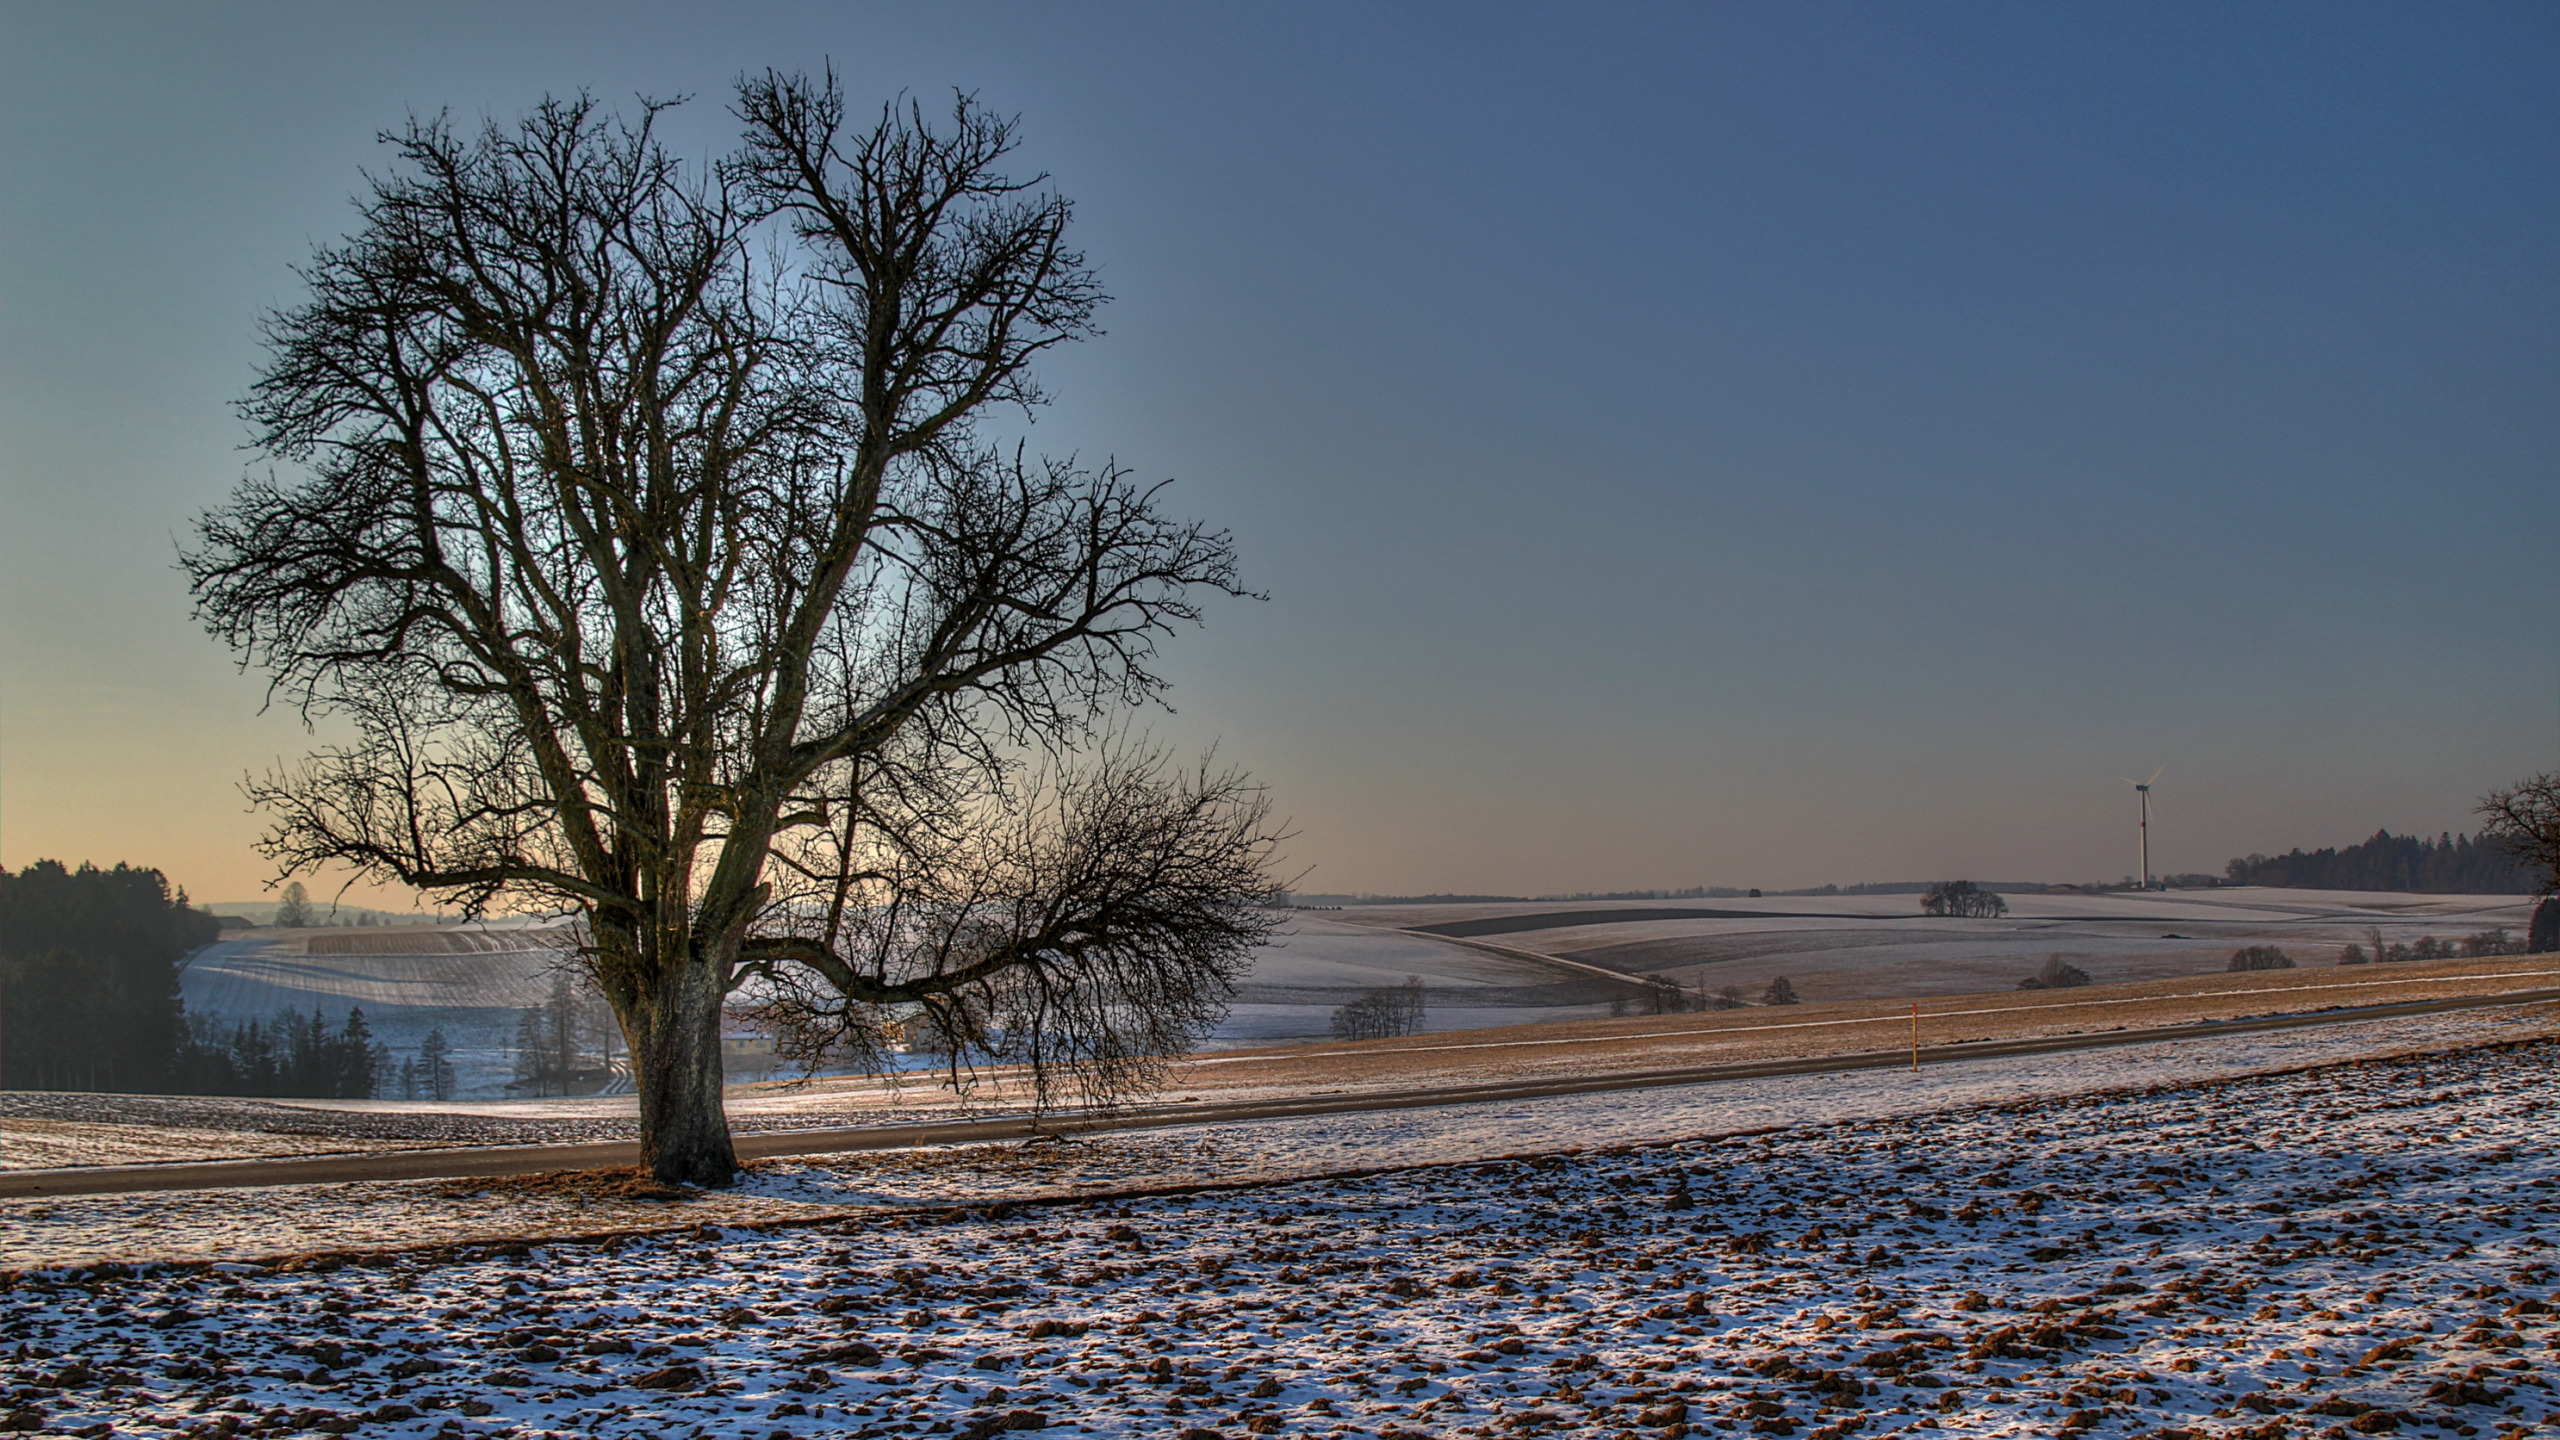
[2147,766,2166,786]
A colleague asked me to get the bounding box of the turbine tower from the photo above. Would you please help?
[2120,768,2164,890]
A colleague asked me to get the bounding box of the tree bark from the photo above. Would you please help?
[630,943,738,1187]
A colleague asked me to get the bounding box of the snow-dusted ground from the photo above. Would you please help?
[3,1024,2552,1439]
[7,1005,2556,1270]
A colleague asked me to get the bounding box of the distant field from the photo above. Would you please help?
[166,888,2544,1098]
[1334,886,2544,1005]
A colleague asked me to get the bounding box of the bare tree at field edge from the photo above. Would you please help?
[186,76,1282,1186]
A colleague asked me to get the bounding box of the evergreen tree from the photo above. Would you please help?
[230,1019,278,1094]
[1762,976,1800,1005]
[335,1008,379,1097]
[513,1008,552,1095]
[545,972,582,1087]
[418,1027,457,1101]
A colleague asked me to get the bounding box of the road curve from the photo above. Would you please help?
[8,985,2555,1200]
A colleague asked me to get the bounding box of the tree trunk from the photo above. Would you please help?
[630,946,737,1187]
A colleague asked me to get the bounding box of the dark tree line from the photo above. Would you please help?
[176,1006,386,1098]
[1,861,217,1091]
[0,858,400,1097]
[2224,829,2534,894]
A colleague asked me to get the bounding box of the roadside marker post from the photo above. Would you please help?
[1911,1003,1920,1072]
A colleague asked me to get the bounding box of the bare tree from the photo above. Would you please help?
[2478,773,2560,893]
[2478,774,2560,954]
[186,79,1279,1185]
[1637,972,1692,1014]
[273,881,310,929]
[1329,976,1425,1041]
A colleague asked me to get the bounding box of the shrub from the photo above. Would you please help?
[2017,955,2090,990]
[2338,943,2370,965]
[2227,946,2295,972]
[1707,984,1748,1011]
[1331,977,1426,1040]
[1761,976,1800,1006]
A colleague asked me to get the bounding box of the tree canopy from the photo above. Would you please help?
[187,77,1281,1184]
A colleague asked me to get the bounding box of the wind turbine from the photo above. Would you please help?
[2119,768,2164,890]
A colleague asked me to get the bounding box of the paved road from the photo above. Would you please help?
[7,985,2554,1200]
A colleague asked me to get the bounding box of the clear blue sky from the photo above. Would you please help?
[3,2,2554,902]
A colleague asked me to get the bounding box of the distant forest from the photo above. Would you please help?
[1,860,218,1090]
[2224,829,2534,894]
[0,859,385,1095]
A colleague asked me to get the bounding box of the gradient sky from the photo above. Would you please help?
[3,2,2555,906]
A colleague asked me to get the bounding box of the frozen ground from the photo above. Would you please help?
[2,1025,2552,1440]
[3,1001,2553,1268]
[13,960,2555,1173]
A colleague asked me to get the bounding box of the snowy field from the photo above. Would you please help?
[3,1018,2555,1439]
[1342,889,2547,1008]
[164,893,2546,1098]
[174,916,1619,1094]
[1219,917,1624,1042]
[179,929,579,1099]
